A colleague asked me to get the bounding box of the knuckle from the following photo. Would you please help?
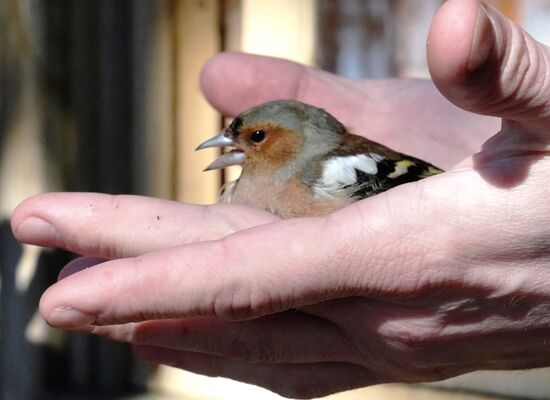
[322,214,358,266]
[210,270,255,321]
[320,212,372,292]
[212,237,283,321]
[479,23,550,118]
[208,238,249,320]
[212,281,280,321]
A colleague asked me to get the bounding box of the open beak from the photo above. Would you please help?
[195,131,245,171]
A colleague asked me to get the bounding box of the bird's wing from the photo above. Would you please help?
[312,133,443,200]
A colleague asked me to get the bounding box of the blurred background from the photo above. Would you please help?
[2,0,550,399]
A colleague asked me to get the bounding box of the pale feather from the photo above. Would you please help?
[313,154,378,198]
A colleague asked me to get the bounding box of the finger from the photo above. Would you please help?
[39,164,540,330]
[90,312,355,364]
[134,346,373,399]
[37,172,485,328]
[38,214,362,327]
[11,192,279,258]
[39,163,548,330]
[33,171,472,328]
[200,52,365,129]
[428,0,550,132]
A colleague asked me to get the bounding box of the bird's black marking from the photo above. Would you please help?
[346,158,442,200]
[229,117,243,133]
[348,169,378,198]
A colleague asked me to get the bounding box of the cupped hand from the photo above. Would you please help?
[11,0,550,398]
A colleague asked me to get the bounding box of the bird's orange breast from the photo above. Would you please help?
[222,174,353,218]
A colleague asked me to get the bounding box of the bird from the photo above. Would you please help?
[196,100,442,218]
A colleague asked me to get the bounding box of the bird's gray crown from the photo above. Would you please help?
[236,100,346,137]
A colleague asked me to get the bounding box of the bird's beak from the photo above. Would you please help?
[195,131,245,171]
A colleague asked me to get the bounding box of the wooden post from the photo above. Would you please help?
[173,0,221,204]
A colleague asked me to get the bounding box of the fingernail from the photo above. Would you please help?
[14,217,58,245]
[59,257,106,281]
[47,307,95,328]
[468,4,494,71]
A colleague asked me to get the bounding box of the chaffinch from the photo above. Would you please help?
[197,100,442,218]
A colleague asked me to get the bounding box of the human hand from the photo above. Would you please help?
[11,0,550,398]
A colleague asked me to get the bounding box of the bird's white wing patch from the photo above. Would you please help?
[313,155,378,198]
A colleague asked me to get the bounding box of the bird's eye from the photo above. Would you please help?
[251,130,266,143]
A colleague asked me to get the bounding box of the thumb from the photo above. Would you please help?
[427,0,550,133]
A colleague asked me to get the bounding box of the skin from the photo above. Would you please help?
[10,0,550,398]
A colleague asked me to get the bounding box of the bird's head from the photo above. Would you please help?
[197,100,346,174]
